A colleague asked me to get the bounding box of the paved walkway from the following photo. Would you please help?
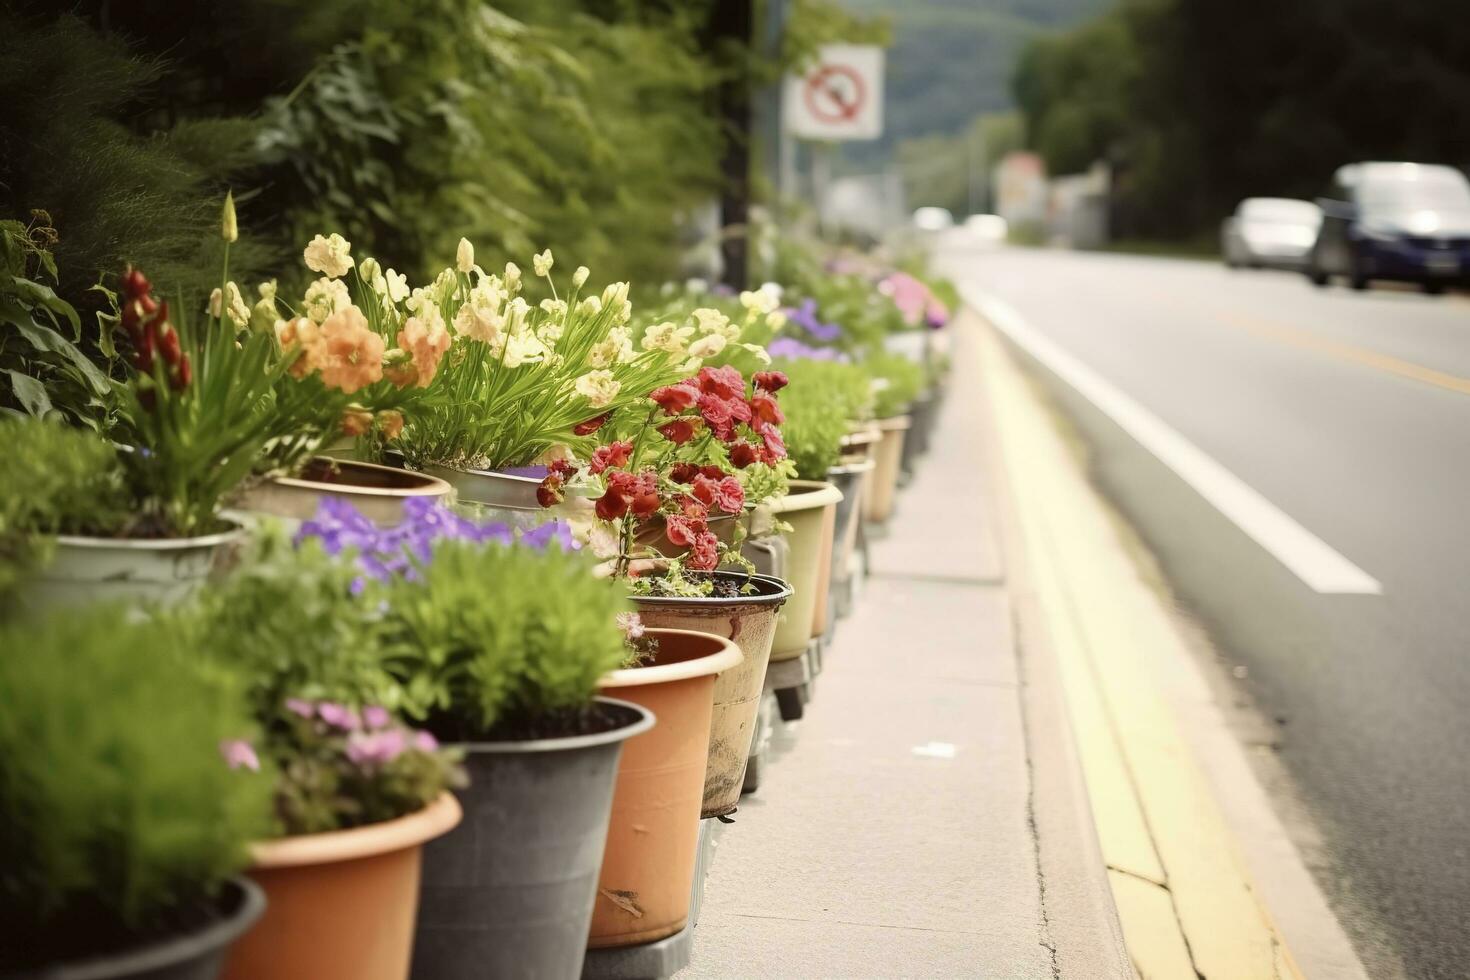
[679,321,1130,978]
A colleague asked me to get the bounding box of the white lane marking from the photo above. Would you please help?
[969,288,1382,595]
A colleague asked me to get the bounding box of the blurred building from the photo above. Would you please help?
[1047,161,1111,249]
[993,152,1048,233]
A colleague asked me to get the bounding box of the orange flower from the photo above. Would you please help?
[340,406,374,437]
[377,410,405,441]
[275,317,321,379]
[317,306,384,394]
[396,313,451,388]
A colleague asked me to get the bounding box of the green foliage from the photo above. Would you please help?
[0,605,269,968]
[381,538,633,737]
[774,357,872,480]
[184,532,397,721]
[0,217,117,429]
[0,418,128,594]
[865,351,926,419]
[0,13,276,314]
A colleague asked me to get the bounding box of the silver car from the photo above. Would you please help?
[1222,198,1322,270]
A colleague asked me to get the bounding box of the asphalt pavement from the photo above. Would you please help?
[938,243,1470,980]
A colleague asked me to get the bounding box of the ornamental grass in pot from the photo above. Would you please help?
[184,534,464,980]
[294,498,653,979]
[539,363,795,817]
[0,606,270,980]
[864,352,925,522]
[590,626,742,948]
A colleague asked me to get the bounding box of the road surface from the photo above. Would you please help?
[939,244,1470,980]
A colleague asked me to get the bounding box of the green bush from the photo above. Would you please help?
[866,351,926,419]
[775,358,873,480]
[0,605,270,969]
[382,536,633,739]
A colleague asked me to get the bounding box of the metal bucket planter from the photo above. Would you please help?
[864,416,911,525]
[22,520,246,610]
[765,481,843,662]
[11,878,264,980]
[235,457,451,529]
[223,794,461,980]
[412,698,653,980]
[825,459,873,620]
[631,573,791,817]
[590,630,742,948]
[421,464,556,531]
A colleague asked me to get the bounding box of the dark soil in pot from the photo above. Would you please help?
[296,457,440,491]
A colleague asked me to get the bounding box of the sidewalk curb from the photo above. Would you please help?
[969,309,1136,980]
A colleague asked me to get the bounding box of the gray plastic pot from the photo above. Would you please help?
[10,878,265,980]
[411,697,654,980]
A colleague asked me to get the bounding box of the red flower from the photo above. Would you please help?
[650,383,700,415]
[677,495,708,519]
[697,365,744,400]
[630,471,661,518]
[595,490,628,521]
[699,397,737,442]
[536,476,564,508]
[690,474,718,507]
[753,370,788,393]
[658,419,697,445]
[548,458,578,480]
[757,424,786,463]
[664,514,707,548]
[589,440,634,475]
[727,397,752,425]
[669,462,700,485]
[573,412,611,435]
[713,476,745,514]
[688,531,720,571]
[749,392,783,426]
[700,466,726,480]
[728,441,758,468]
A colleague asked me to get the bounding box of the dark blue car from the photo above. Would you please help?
[1307,162,1470,294]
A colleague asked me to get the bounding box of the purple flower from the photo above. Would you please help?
[285,697,315,719]
[346,728,407,767]
[219,739,260,772]
[768,337,849,362]
[362,705,391,730]
[782,298,842,343]
[318,702,361,731]
[520,519,576,552]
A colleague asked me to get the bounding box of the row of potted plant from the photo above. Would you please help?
[0,203,952,978]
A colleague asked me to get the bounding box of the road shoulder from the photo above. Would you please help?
[972,304,1370,979]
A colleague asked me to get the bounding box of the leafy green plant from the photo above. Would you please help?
[866,351,926,419]
[0,215,117,429]
[774,358,871,480]
[0,604,270,969]
[0,417,128,594]
[380,536,633,739]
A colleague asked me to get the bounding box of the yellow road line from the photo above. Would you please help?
[1211,309,1470,397]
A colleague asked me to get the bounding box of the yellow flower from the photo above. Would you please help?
[574,369,620,408]
[687,334,727,359]
[303,234,353,278]
[457,238,475,274]
[692,307,733,339]
[532,249,554,277]
[642,320,694,355]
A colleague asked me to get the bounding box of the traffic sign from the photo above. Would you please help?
[783,45,884,141]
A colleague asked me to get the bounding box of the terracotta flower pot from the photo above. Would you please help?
[864,415,911,524]
[765,481,844,662]
[590,629,742,948]
[222,794,461,980]
[631,573,792,817]
[234,457,451,528]
[412,697,653,980]
[21,519,246,611]
[11,878,264,980]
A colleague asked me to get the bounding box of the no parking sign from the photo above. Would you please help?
[783,45,884,141]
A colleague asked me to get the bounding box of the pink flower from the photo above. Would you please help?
[713,476,744,514]
[362,705,392,730]
[285,698,315,718]
[318,702,361,731]
[696,365,744,400]
[346,728,407,767]
[317,306,385,394]
[396,314,452,388]
[219,739,260,772]
[688,531,720,571]
[589,441,634,475]
[414,730,439,752]
[616,611,646,640]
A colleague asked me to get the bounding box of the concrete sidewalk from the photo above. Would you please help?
[678,320,1130,978]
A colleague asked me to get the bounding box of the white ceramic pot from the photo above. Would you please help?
[24,521,246,610]
[235,457,451,528]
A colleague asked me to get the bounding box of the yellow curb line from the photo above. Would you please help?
[974,313,1304,980]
